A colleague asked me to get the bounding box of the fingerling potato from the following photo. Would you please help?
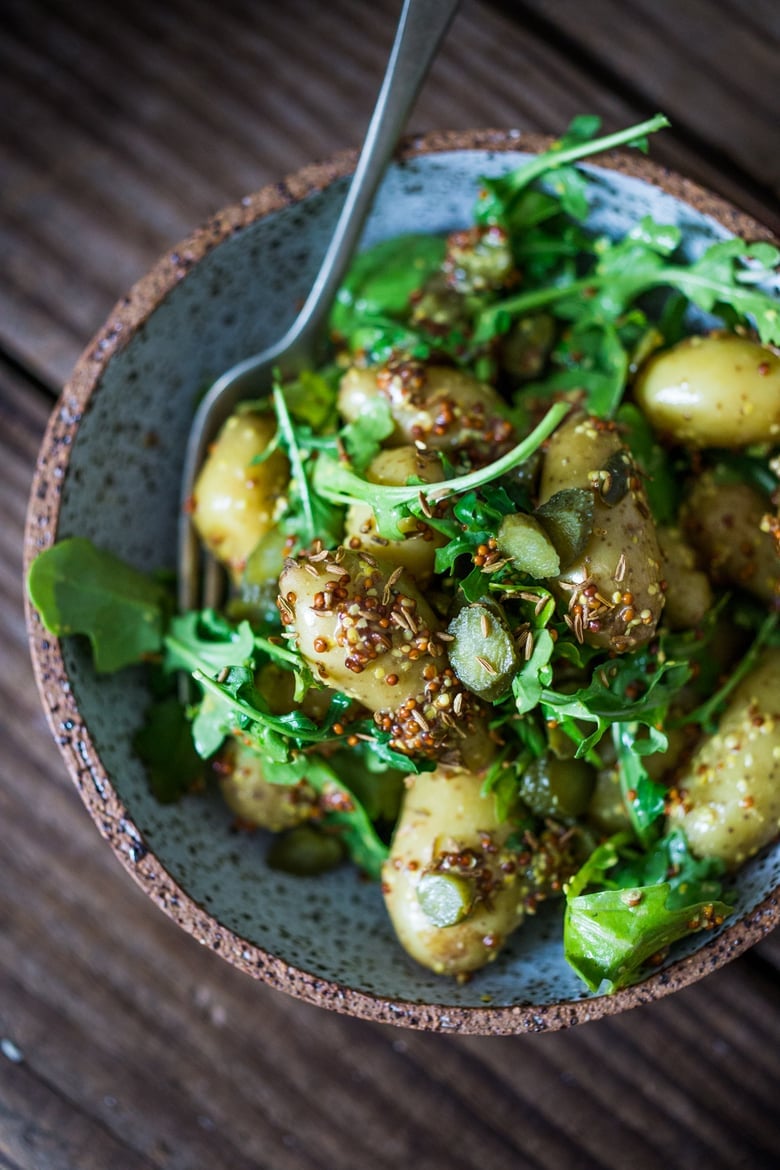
[668,648,780,867]
[633,333,780,449]
[538,414,665,652]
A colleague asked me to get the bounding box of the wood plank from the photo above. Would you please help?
[0,1056,157,1170]
[755,929,780,968]
[4,362,780,1168]
[513,0,780,195]
[2,0,777,392]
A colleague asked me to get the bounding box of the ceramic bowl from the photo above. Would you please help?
[24,130,780,1034]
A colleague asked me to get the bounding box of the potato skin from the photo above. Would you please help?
[344,446,446,583]
[338,362,514,463]
[278,549,494,771]
[192,410,289,581]
[633,333,780,449]
[682,472,779,606]
[657,526,714,630]
[215,738,318,831]
[538,414,665,652]
[384,766,583,975]
[382,766,529,975]
[668,649,780,867]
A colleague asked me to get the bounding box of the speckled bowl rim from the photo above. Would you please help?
[23,129,780,1035]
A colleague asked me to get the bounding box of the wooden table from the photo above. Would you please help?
[2,1,779,1166]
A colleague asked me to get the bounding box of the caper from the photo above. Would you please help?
[417,872,475,927]
[496,513,560,578]
[535,487,594,570]
[447,601,519,702]
[520,754,596,819]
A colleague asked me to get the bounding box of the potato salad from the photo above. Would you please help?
[29,116,780,992]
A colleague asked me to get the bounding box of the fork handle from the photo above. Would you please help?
[282,0,462,364]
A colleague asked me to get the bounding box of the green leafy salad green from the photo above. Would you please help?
[28,115,780,994]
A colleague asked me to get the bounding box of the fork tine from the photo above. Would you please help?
[203,552,227,612]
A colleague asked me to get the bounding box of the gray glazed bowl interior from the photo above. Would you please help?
[25,131,780,1033]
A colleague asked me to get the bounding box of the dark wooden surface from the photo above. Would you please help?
[2,1,779,1166]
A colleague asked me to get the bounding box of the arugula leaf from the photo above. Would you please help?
[161,605,435,774]
[340,319,440,367]
[668,239,780,335]
[345,724,435,775]
[563,831,731,992]
[431,486,517,578]
[271,382,344,549]
[614,828,728,909]
[539,649,691,758]
[27,537,166,672]
[499,588,557,715]
[475,114,670,230]
[340,394,395,472]
[190,666,352,761]
[330,233,447,343]
[163,608,314,702]
[612,721,668,847]
[134,696,204,803]
[263,754,389,880]
[512,628,556,715]
[164,611,256,675]
[476,229,780,351]
[519,316,636,418]
[564,882,731,993]
[313,401,569,539]
[281,367,340,430]
[332,746,405,822]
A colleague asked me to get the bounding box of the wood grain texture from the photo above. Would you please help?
[2,0,778,390]
[1,0,779,1165]
[510,0,779,199]
[3,363,780,1169]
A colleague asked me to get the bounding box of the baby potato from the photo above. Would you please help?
[668,648,780,867]
[338,361,514,463]
[384,766,583,975]
[682,472,779,606]
[633,333,780,448]
[278,549,494,771]
[344,446,446,582]
[657,526,714,630]
[382,766,529,975]
[215,738,318,831]
[538,414,665,652]
[587,764,633,837]
[192,410,289,581]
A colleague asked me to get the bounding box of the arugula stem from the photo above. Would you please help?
[272,382,316,544]
[252,633,302,670]
[510,113,671,193]
[163,635,209,675]
[316,400,569,509]
[192,670,318,740]
[476,261,779,345]
[475,276,596,338]
[679,612,778,731]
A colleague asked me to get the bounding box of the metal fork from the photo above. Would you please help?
[178,0,462,615]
